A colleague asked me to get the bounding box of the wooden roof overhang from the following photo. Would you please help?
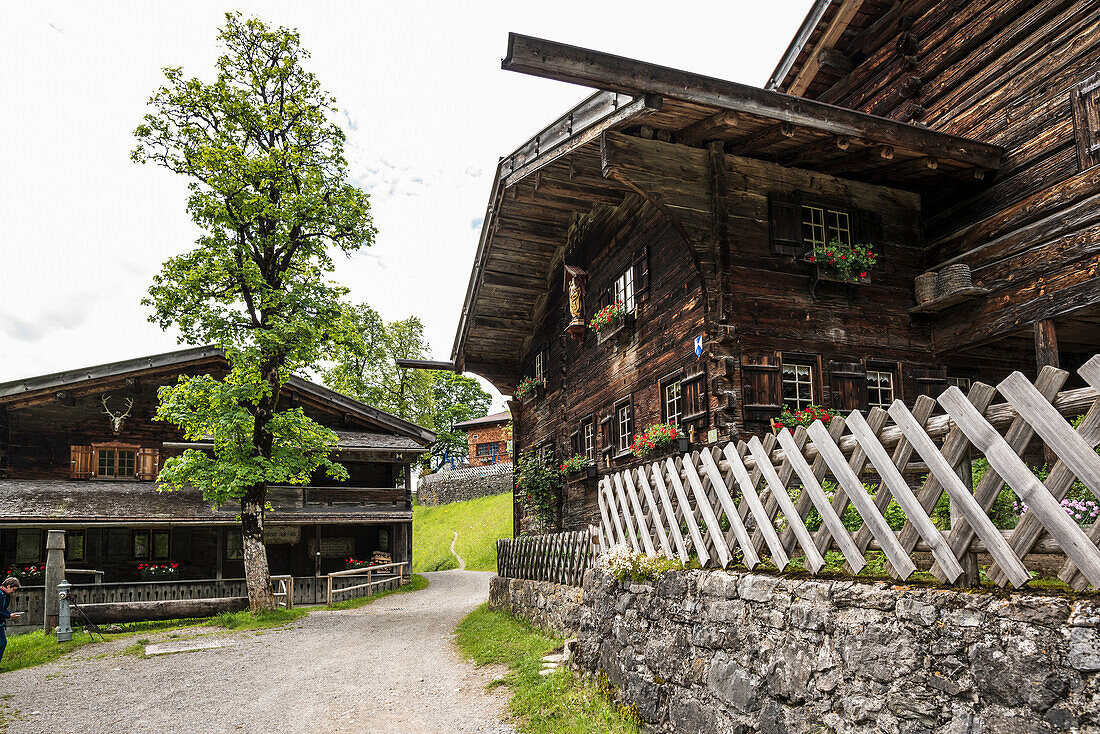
[767,0,899,97]
[452,34,1003,393]
[0,347,436,446]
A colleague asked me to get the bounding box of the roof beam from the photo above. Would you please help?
[786,0,865,96]
[503,93,662,188]
[676,110,740,147]
[502,33,1002,170]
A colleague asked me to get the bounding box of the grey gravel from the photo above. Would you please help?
[3,570,517,733]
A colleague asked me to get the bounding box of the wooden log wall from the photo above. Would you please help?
[805,0,1100,354]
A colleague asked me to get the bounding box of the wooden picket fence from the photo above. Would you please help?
[497,527,600,586]
[595,356,1100,590]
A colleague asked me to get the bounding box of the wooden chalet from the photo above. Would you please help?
[0,347,434,581]
[451,6,1100,532]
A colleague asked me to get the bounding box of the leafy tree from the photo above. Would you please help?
[429,371,493,469]
[323,305,492,468]
[132,14,374,610]
[323,304,435,427]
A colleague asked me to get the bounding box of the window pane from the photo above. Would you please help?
[802,206,825,247]
[665,382,682,424]
[867,370,894,408]
[152,530,170,560]
[98,450,113,477]
[132,530,149,560]
[119,450,136,477]
[617,403,632,452]
[781,364,814,411]
[826,210,851,246]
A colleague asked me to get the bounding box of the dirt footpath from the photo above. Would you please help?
[3,571,515,734]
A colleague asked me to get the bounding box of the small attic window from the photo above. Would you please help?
[1072,72,1100,171]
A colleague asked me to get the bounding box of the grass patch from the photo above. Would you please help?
[206,607,307,630]
[3,606,308,672]
[455,604,639,734]
[413,491,513,572]
[327,574,429,610]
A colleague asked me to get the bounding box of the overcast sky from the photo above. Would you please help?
[0,2,812,410]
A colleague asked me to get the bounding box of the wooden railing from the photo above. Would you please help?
[325,562,408,605]
[497,527,600,586]
[271,575,294,610]
[596,356,1100,590]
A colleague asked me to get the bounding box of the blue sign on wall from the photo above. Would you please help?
[694,335,704,357]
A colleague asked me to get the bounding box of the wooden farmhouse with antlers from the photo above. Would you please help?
[0,347,434,582]
[451,3,1100,532]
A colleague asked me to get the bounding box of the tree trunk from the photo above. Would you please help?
[241,484,275,612]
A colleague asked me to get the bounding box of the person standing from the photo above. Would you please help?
[0,578,22,670]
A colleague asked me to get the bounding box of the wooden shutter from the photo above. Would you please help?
[829,362,868,411]
[136,448,160,481]
[682,370,709,425]
[600,416,613,456]
[633,246,650,296]
[598,287,611,310]
[911,366,948,400]
[856,208,885,269]
[768,192,803,256]
[741,355,782,417]
[570,431,581,458]
[70,445,93,479]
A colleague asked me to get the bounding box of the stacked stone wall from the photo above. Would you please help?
[416,462,512,506]
[490,570,1100,733]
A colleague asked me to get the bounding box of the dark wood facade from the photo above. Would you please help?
[454,8,1100,533]
[0,348,434,580]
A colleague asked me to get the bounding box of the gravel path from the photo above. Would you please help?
[2,571,516,734]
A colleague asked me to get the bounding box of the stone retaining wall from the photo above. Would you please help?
[416,462,512,506]
[490,570,1100,733]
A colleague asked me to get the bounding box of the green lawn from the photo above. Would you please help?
[2,607,307,673]
[455,604,640,734]
[413,491,513,572]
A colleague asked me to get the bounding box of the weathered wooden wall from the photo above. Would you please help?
[806,0,1100,356]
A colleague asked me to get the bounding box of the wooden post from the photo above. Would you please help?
[951,448,979,587]
[44,530,65,633]
[1035,320,1060,467]
[326,573,333,606]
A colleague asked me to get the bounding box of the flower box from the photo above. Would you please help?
[138,562,180,580]
[514,377,545,403]
[596,313,634,346]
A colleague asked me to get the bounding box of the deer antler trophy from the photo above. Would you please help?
[101,394,134,434]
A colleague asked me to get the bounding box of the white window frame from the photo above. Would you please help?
[867,370,895,408]
[802,204,851,247]
[534,350,545,383]
[616,402,633,454]
[614,268,635,313]
[583,419,595,459]
[664,381,682,425]
[781,363,815,411]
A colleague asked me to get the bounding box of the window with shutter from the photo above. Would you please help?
[681,371,708,425]
[912,366,948,400]
[1072,71,1100,171]
[70,445,94,479]
[741,354,782,418]
[599,415,613,457]
[768,192,803,256]
[829,362,868,411]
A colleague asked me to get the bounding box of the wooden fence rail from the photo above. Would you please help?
[497,527,600,586]
[595,357,1100,590]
